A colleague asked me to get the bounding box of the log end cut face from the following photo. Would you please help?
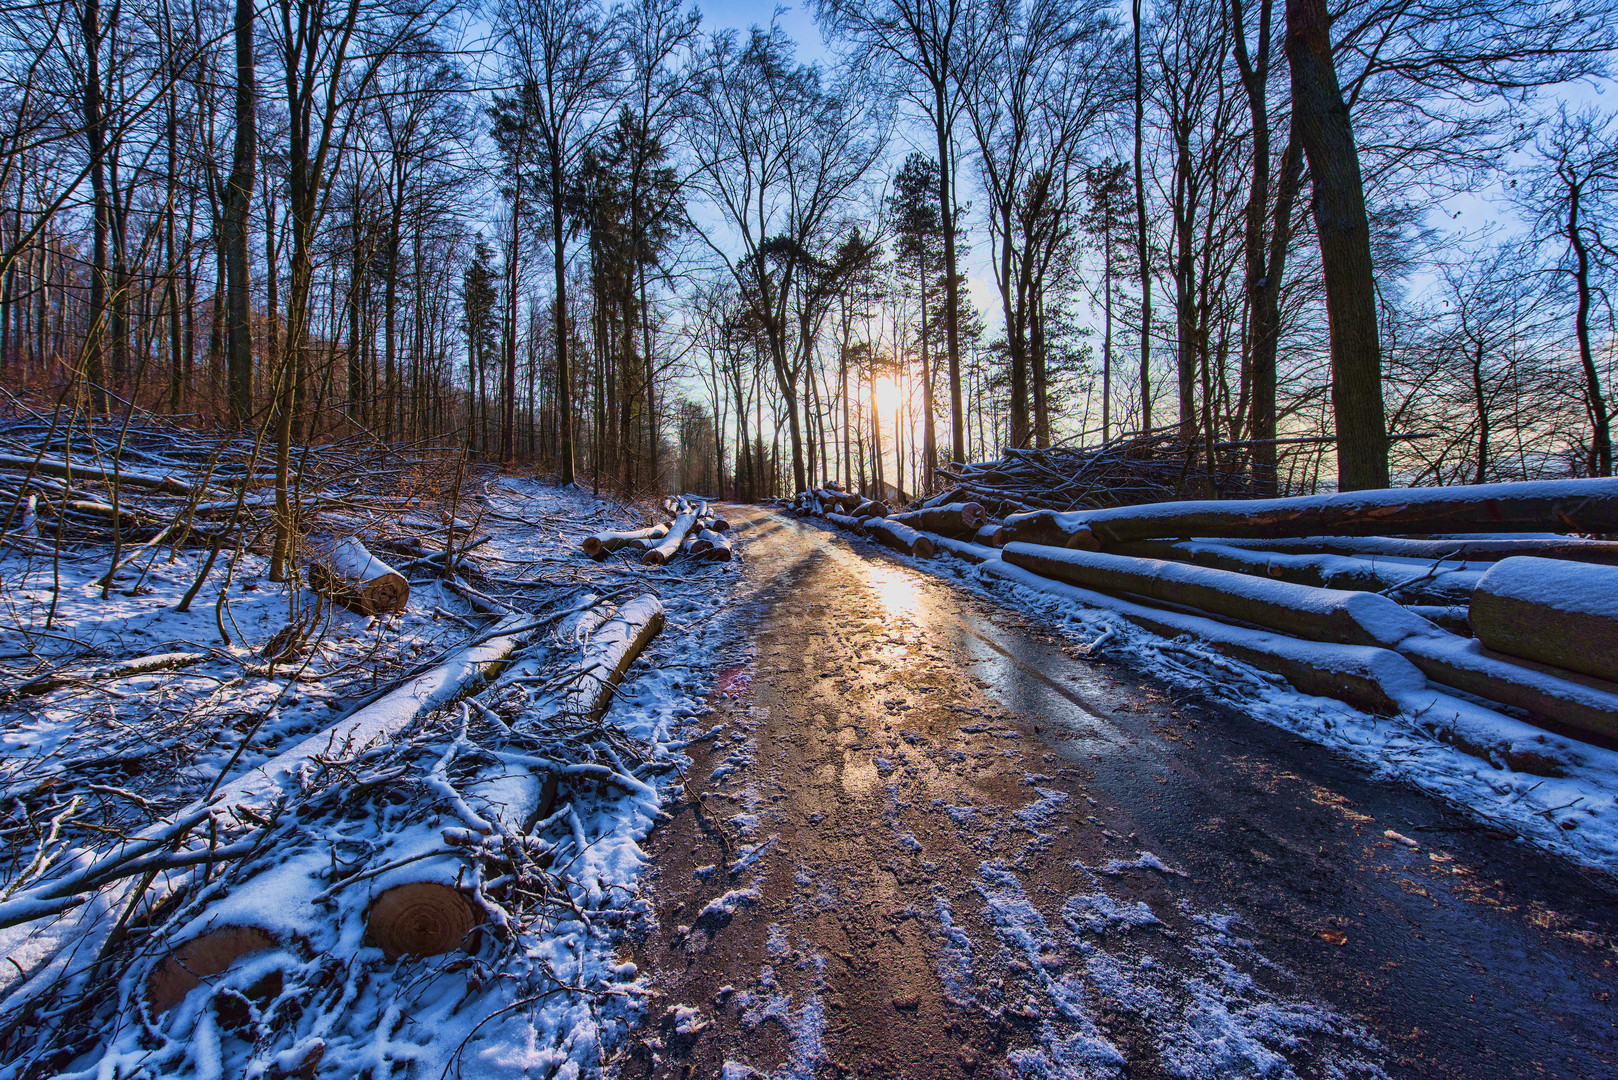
[367,882,478,959]
[146,926,278,1013]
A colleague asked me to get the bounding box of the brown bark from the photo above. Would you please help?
[1471,557,1618,684]
[1286,0,1387,490]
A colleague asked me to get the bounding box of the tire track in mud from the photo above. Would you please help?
[619,511,1617,1080]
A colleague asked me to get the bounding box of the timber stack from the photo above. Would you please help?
[787,468,1618,747]
[578,495,733,565]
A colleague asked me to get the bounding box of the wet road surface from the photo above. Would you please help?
[621,510,1617,1080]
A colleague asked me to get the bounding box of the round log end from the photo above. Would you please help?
[360,572,410,616]
[368,882,477,959]
[641,549,666,566]
[914,536,936,559]
[702,546,733,562]
[1065,526,1100,552]
[691,538,714,554]
[961,502,986,529]
[711,518,730,532]
[147,926,277,1013]
[581,536,604,556]
[991,527,1006,547]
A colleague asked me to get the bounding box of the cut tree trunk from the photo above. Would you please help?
[853,499,889,519]
[1011,477,1618,550]
[1470,557,1618,684]
[823,512,868,533]
[581,524,667,557]
[642,509,699,565]
[867,519,935,558]
[306,536,409,615]
[697,530,732,561]
[887,502,986,540]
[366,882,478,959]
[147,926,278,1013]
[564,594,666,724]
[1199,535,1618,564]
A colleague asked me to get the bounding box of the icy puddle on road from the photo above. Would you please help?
[623,511,1617,1080]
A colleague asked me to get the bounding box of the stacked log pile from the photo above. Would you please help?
[932,426,1268,514]
[785,481,953,558]
[788,471,1618,745]
[577,495,732,565]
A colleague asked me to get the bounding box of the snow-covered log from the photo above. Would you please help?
[363,598,667,957]
[867,518,935,558]
[1109,538,1480,601]
[1007,477,1618,551]
[1206,534,1618,564]
[886,502,987,539]
[998,508,1074,547]
[823,512,868,533]
[1001,542,1431,648]
[927,534,999,564]
[580,524,666,557]
[852,498,889,519]
[4,614,538,1016]
[305,535,410,615]
[1001,543,1618,739]
[697,530,733,561]
[1470,557,1618,683]
[981,559,1423,715]
[641,508,699,565]
[561,594,666,725]
[976,523,1004,547]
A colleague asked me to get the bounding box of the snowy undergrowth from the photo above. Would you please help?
[864,534,1618,874]
[0,480,746,1079]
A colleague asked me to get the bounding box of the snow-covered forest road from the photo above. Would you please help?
[626,509,1617,1080]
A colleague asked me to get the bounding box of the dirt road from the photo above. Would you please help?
[620,509,1617,1080]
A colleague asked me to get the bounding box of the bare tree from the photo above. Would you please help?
[498,0,621,476]
[683,24,883,494]
[1516,108,1618,477]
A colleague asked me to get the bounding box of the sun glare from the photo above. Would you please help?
[874,377,901,415]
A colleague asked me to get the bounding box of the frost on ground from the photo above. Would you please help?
[958,857,1391,1080]
[0,477,745,1078]
[878,536,1618,874]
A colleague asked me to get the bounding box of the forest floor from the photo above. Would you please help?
[619,508,1618,1080]
[3,487,1616,1079]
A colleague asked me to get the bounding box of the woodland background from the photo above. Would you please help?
[1,0,1615,504]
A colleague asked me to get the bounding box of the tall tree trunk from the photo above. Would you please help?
[1569,186,1614,476]
[224,0,255,426]
[1287,0,1388,490]
[81,0,109,414]
[1133,0,1151,433]
[550,160,571,479]
[936,86,965,465]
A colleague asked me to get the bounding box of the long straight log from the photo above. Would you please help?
[642,510,699,565]
[1110,538,1480,600]
[581,523,667,557]
[823,512,868,533]
[1203,534,1618,565]
[1010,477,1618,550]
[866,518,935,558]
[1002,543,1618,740]
[887,502,986,540]
[1001,542,1430,648]
[1471,557,1618,684]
